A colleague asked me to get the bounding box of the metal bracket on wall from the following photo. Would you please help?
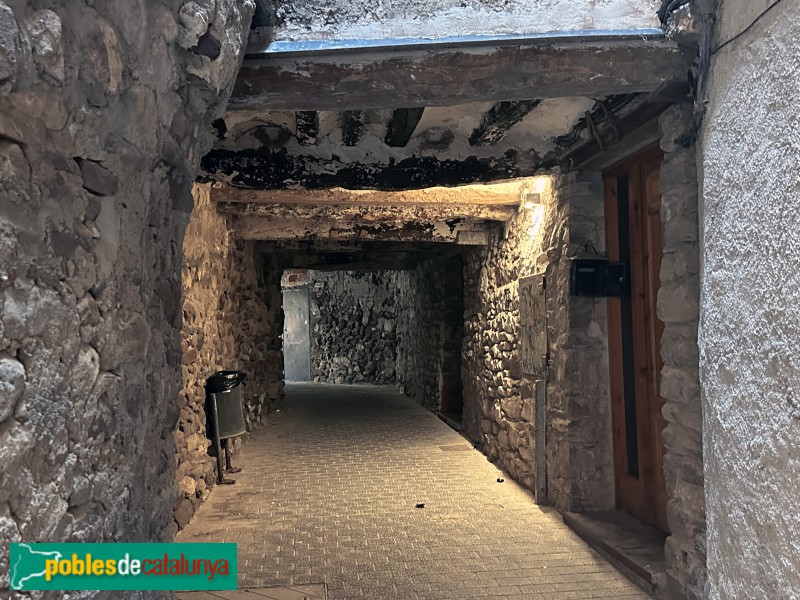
[519,271,549,503]
[535,379,547,504]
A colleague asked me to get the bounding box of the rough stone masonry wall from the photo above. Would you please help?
[657,105,705,599]
[395,258,461,412]
[699,1,800,597]
[0,0,254,587]
[306,263,457,412]
[308,270,400,385]
[462,174,613,506]
[175,183,283,532]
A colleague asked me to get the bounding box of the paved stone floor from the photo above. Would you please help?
[178,383,650,600]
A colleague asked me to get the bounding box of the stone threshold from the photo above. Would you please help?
[437,411,463,431]
[561,510,666,597]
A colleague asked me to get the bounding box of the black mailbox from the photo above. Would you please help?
[570,259,606,296]
[570,258,628,297]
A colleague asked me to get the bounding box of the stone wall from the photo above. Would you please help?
[175,183,283,532]
[302,262,460,411]
[462,174,613,506]
[699,1,800,597]
[308,270,400,385]
[657,104,705,598]
[542,175,613,511]
[395,257,463,412]
[0,0,253,589]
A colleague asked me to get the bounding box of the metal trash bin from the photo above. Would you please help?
[205,370,247,484]
[205,370,247,439]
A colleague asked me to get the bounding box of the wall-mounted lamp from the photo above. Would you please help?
[520,176,549,208]
[519,176,550,239]
[521,191,541,209]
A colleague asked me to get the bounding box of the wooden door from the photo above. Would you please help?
[604,146,669,532]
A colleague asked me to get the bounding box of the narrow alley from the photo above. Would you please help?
[179,383,649,600]
[3,1,799,598]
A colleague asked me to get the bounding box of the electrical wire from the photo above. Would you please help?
[712,0,786,55]
[566,242,603,258]
[658,0,690,24]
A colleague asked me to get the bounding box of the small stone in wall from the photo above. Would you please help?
[81,19,123,104]
[68,475,92,507]
[98,310,149,370]
[24,10,65,83]
[8,91,69,131]
[75,158,119,197]
[0,357,25,422]
[0,1,18,85]
[178,0,216,48]
[178,476,196,497]
[182,347,199,364]
[0,110,22,144]
[0,141,31,203]
[174,498,194,529]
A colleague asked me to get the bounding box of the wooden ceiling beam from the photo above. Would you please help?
[200,150,531,190]
[342,110,364,146]
[233,215,492,244]
[231,36,687,111]
[469,100,542,146]
[384,108,425,147]
[216,201,517,222]
[295,111,319,145]
[210,183,528,206]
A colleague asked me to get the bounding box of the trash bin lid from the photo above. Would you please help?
[206,370,246,393]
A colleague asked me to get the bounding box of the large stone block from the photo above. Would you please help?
[663,399,702,432]
[0,141,31,204]
[0,356,25,422]
[660,148,697,191]
[658,280,700,324]
[76,158,119,196]
[0,1,18,85]
[660,365,701,405]
[659,103,694,153]
[99,310,149,370]
[24,9,65,82]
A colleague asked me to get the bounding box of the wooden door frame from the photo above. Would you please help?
[604,145,668,531]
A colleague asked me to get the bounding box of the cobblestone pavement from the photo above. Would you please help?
[178,383,650,600]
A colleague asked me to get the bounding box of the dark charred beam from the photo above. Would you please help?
[303,258,420,271]
[282,251,430,271]
[200,148,532,190]
[232,36,687,111]
[295,111,319,145]
[558,81,692,168]
[257,240,468,256]
[384,108,425,147]
[551,93,640,150]
[469,100,541,147]
[342,110,363,146]
[261,241,467,270]
[233,215,491,244]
